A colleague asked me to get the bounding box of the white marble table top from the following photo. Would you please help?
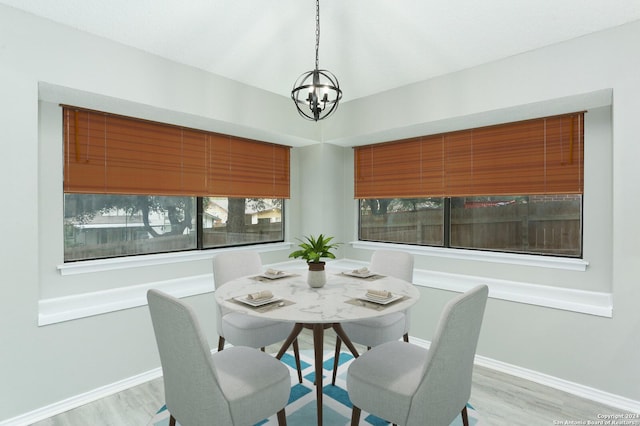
[214,268,420,324]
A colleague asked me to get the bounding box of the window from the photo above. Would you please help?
[450,195,581,256]
[359,198,444,246]
[62,107,289,262]
[356,113,584,258]
[201,197,284,249]
[64,195,284,261]
[64,194,197,261]
[359,195,582,257]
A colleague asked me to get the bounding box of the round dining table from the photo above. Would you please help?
[214,266,420,426]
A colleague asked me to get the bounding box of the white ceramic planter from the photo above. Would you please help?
[307,261,327,288]
[307,269,327,288]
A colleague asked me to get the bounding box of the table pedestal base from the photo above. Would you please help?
[276,323,360,426]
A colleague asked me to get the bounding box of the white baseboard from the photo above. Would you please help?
[473,355,640,414]
[3,338,639,425]
[0,368,162,426]
[410,336,640,414]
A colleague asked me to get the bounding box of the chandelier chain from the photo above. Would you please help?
[291,0,341,121]
[315,0,320,70]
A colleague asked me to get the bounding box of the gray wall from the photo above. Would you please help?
[1,3,639,422]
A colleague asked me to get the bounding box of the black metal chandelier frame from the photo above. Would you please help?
[291,0,342,121]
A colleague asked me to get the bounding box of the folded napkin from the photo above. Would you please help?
[366,289,392,299]
[265,268,285,276]
[247,290,273,300]
[353,267,369,274]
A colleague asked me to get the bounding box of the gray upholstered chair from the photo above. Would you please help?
[147,289,290,426]
[332,249,414,384]
[213,251,302,382]
[347,284,489,426]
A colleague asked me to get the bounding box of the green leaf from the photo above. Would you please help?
[288,233,341,263]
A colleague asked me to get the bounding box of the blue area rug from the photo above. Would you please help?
[148,350,481,425]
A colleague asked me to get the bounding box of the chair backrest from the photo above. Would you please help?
[147,289,233,425]
[212,251,263,336]
[370,249,414,282]
[408,285,489,425]
[213,251,263,288]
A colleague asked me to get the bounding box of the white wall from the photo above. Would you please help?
[0,5,317,421]
[336,20,640,404]
[1,2,640,422]
[296,143,348,258]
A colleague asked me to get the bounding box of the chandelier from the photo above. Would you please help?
[291,0,342,121]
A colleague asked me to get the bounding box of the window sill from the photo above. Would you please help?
[411,268,611,317]
[43,242,294,326]
[350,241,589,272]
[40,254,610,326]
[333,257,610,318]
[39,273,214,326]
[56,242,293,276]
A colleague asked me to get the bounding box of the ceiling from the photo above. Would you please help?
[2,0,640,102]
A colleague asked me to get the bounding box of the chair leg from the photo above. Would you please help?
[169,414,176,426]
[331,336,342,385]
[276,408,287,426]
[461,405,469,426]
[217,336,225,352]
[350,405,361,426]
[403,332,409,342]
[292,338,303,383]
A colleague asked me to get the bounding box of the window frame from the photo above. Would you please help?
[357,195,584,260]
[63,194,286,263]
[351,239,588,272]
[56,240,293,276]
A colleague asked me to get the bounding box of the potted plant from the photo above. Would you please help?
[289,234,341,287]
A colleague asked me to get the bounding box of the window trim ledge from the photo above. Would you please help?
[40,256,611,326]
[332,257,610,318]
[38,273,214,326]
[350,241,589,271]
[56,242,293,276]
[412,268,612,318]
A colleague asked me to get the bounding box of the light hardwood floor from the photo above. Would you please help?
[32,328,629,426]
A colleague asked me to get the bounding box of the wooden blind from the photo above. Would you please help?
[354,112,583,198]
[63,107,290,198]
[209,135,291,198]
[355,136,445,198]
